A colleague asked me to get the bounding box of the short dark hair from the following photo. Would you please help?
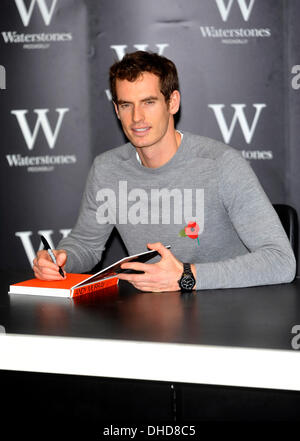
[109,51,179,104]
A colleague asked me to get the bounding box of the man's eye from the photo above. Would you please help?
[120,103,130,109]
[145,101,155,105]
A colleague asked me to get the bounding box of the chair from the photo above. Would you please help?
[273,204,298,262]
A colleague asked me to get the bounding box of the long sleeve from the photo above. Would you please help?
[57,159,114,273]
[194,150,296,289]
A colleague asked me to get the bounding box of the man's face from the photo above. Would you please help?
[114,72,179,149]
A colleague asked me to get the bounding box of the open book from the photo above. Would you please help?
[9,246,170,298]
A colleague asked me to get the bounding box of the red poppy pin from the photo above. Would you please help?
[179,221,200,245]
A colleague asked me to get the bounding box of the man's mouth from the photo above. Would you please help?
[132,127,151,135]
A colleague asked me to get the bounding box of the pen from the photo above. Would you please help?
[40,235,64,278]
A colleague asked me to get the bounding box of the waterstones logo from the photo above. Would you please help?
[7,108,77,173]
[1,31,72,46]
[6,154,77,172]
[200,0,271,45]
[15,0,57,26]
[208,103,273,161]
[11,108,69,150]
[1,0,72,49]
[96,181,204,227]
[215,0,256,22]
[208,103,266,144]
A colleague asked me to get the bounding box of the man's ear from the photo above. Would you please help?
[113,101,120,119]
[168,90,180,115]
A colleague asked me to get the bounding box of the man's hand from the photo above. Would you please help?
[117,242,192,292]
[33,249,67,281]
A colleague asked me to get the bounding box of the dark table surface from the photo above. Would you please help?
[2,274,300,426]
[1,270,300,351]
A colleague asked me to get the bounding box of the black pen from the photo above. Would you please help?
[40,235,64,278]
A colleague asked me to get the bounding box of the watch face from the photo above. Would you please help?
[180,275,195,291]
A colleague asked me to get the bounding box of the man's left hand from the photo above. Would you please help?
[117,242,185,292]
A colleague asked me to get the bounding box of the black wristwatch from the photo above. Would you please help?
[178,263,196,292]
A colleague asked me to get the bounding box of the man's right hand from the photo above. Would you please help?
[33,249,67,281]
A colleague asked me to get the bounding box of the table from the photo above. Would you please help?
[1,270,300,426]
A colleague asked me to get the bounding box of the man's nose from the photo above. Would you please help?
[132,105,144,123]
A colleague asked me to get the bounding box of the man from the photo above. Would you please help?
[33,51,296,291]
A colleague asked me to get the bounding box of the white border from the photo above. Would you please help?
[0,334,300,391]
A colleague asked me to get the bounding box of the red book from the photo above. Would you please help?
[9,273,118,298]
[9,246,170,298]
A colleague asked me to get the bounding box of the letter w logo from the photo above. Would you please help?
[15,0,57,27]
[208,104,266,144]
[15,229,71,266]
[110,44,169,61]
[215,0,255,22]
[11,108,69,150]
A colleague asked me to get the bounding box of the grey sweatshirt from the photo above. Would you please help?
[58,132,296,289]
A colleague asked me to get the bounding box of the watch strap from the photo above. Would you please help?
[183,263,193,275]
